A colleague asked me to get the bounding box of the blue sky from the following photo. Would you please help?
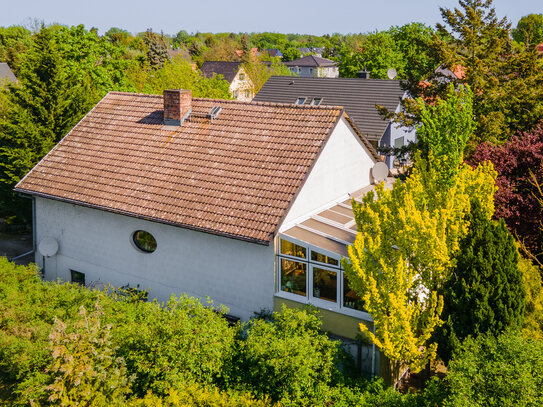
[2,0,541,36]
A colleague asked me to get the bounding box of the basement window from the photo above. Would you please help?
[70,270,85,285]
[132,230,157,253]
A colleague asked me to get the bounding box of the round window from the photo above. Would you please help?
[132,230,157,253]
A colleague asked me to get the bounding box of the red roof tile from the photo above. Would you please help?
[16,92,344,244]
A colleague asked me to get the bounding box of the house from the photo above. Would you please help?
[16,89,386,375]
[298,47,325,58]
[263,49,283,59]
[253,76,416,168]
[200,61,254,101]
[0,62,17,85]
[285,55,339,78]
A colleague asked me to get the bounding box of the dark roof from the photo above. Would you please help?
[285,55,336,68]
[15,92,347,245]
[0,63,17,84]
[200,61,242,83]
[253,76,405,141]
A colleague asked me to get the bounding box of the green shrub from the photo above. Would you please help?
[445,331,543,406]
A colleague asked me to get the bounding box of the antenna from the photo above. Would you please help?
[387,68,397,80]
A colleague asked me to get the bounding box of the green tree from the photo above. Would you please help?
[344,85,496,373]
[425,0,543,148]
[513,13,543,45]
[143,30,169,69]
[519,254,543,339]
[0,26,91,218]
[435,203,525,364]
[0,25,33,73]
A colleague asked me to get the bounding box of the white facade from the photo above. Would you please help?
[229,67,254,101]
[34,197,275,320]
[33,115,375,322]
[282,117,376,228]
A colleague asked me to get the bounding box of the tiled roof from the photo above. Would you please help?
[253,76,404,142]
[200,61,242,83]
[15,92,344,244]
[285,55,337,67]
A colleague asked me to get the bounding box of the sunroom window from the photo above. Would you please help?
[343,274,365,312]
[280,239,306,259]
[311,250,339,267]
[280,258,306,296]
[313,266,337,302]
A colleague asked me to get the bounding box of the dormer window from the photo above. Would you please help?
[239,73,245,81]
[311,98,322,106]
[295,97,306,105]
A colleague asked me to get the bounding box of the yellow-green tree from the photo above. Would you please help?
[344,85,496,372]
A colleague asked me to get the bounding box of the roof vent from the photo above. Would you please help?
[163,89,192,126]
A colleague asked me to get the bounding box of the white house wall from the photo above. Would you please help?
[281,117,375,229]
[34,197,275,320]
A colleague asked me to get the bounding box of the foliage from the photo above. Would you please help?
[242,58,292,95]
[143,30,169,70]
[519,255,543,338]
[420,0,543,148]
[230,306,338,403]
[513,13,543,45]
[444,331,543,406]
[45,304,133,406]
[434,203,525,364]
[0,26,92,219]
[127,55,230,99]
[469,125,543,260]
[344,84,496,372]
[0,25,33,73]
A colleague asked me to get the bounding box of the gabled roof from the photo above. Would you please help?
[200,61,242,83]
[15,92,350,244]
[0,63,17,84]
[285,55,337,68]
[253,76,405,142]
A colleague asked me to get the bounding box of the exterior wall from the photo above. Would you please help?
[378,118,417,169]
[229,68,254,101]
[34,197,275,320]
[288,66,339,78]
[281,116,375,228]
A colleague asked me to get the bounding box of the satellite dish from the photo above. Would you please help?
[371,162,389,183]
[387,68,397,80]
[38,237,59,257]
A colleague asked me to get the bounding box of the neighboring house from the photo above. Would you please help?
[263,49,283,59]
[285,55,339,78]
[433,64,466,82]
[253,76,416,168]
[0,62,17,85]
[16,89,387,372]
[298,47,325,57]
[235,47,259,60]
[200,61,254,101]
[537,43,543,53]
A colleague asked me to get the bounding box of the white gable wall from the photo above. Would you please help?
[281,116,375,229]
[34,197,275,320]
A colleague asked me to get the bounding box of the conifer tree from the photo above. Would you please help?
[435,203,525,364]
[0,27,90,218]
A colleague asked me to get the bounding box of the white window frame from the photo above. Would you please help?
[295,97,307,105]
[275,235,372,321]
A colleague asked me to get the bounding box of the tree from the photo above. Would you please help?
[469,125,543,261]
[344,85,497,372]
[143,30,169,69]
[0,25,33,73]
[0,26,92,218]
[434,203,525,364]
[519,255,543,338]
[422,0,543,148]
[513,13,543,45]
[243,58,292,95]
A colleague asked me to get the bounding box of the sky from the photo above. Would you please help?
[1,0,541,36]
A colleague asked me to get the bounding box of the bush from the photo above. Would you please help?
[445,331,543,406]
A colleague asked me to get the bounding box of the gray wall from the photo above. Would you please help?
[34,197,275,320]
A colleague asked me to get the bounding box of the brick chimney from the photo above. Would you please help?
[163,89,192,125]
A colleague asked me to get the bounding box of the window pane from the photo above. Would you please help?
[70,270,85,285]
[280,259,306,296]
[280,239,306,258]
[295,97,306,105]
[343,275,365,311]
[311,250,339,266]
[133,230,157,253]
[313,267,337,302]
[311,98,322,106]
